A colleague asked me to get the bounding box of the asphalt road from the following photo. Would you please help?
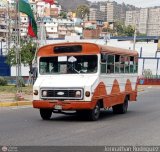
[0,87,160,146]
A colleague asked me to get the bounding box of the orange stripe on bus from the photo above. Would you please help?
[92,79,137,108]
[37,42,138,57]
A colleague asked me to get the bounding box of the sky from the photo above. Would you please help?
[89,0,160,8]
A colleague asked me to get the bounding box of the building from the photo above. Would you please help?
[100,1,137,23]
[36,1,46,18]
[99,2,122,23]
[147,7,160,36]
[20,13,28,37]
[30,0,38,18]
[89,8,105,21]
[83,21,102,39]
[37,1,61,18]
[106,2,121,23]
[44,3,61,18]
[73,18,83,36]
[100,4,107,21]
[58,19,75,38]
[43,17,76,39]
[0,2,7,40]
[125,10,139,27]
[43,17,58,38]
[0,9,7,40]
[138,8,148,35]
[126,7,160,36]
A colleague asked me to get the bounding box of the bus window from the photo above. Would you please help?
[39,55,98,75]
[40,57,58,74]
[101,54,107,74]
[40,60,50,74]
[130,56,134,73]
[134,57,138,73]
[120,56,125,73]
[125,56,130,73]
[115,55,120,73]
[107,55,115,73]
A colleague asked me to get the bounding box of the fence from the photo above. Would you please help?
[138,75,160,85]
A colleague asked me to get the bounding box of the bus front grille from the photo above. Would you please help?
[40,88,83,100]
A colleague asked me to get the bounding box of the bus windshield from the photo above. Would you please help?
[39,55,98,75]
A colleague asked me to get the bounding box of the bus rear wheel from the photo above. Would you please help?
[112,96,128,114]
[87,102,100,121]
[40,109,53,120]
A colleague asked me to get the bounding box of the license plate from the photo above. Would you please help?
[54,105,62,110]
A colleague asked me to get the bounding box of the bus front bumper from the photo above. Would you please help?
[33,100,96,110]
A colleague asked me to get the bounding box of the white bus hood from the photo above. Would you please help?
[35,75,98,88]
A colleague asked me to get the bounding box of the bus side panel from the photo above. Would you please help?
[91,82,107,106]
[125,79,137,101]
[91,80,126,108]
[99,74,138,108]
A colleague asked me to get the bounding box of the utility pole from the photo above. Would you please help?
[15,0,22,93]
[6,0,11,54]
[133,28,136,50]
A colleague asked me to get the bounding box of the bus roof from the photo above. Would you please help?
[37,42,138,57]
[100,45,138,56]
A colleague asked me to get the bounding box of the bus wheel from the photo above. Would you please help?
[40,109,53,120]
[87,102,100,121]
[112,96,128,114]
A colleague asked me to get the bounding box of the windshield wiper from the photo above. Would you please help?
[68,65,80,74]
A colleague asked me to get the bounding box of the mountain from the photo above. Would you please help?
[58,0,89,11]
[58,0,139,13]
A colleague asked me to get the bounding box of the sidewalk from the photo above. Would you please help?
[0,92,32,107]
[138,85,160,91]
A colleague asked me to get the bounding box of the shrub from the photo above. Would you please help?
[0,77,8,86]
[18,77,25,87]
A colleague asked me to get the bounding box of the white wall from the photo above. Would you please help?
[11,65,30,77]
[107,40,158,75]
[6,39,159,76]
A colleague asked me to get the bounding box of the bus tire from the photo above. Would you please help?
[40,109,53,120]
[112,96,128,114]
[87,102,100,121]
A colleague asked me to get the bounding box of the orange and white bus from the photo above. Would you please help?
[33,42,138,121]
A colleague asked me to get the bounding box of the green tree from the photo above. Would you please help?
[125,25,135,36]
[59,11,67,19]
[113,22,135,36]
[137,31,147,36]
[114,22,125,36]
[76,5,89,20]
[6,40,37,72]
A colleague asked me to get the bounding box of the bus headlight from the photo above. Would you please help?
[42,90,47,97]
[85,91,90,97]
[75,91,81,97]
[33,90,38,95]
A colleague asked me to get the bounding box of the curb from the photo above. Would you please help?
[138,89,145,92]
[0,101,32,107]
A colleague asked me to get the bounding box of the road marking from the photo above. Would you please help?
[138,89,149,95]
[0,106,32,112]
[10,106,32,110]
